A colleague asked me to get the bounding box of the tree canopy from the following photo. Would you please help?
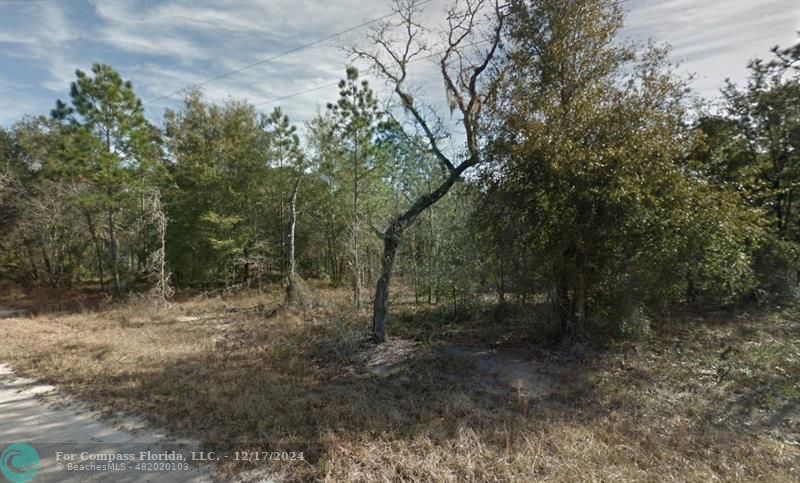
[0,0,797,342]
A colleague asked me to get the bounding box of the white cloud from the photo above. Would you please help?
[0,0,82,116]
[1,0,797,127]
[623,0,798,98]
[0,32,34,46]
[99,27,210,61]
[0,78,42,125]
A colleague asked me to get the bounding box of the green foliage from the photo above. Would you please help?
[713,47,800,299]
[324,67,393,305]
[483,0,763,338]
[163,92,272,286]
[0,7,796,345]
[49,63,163,293]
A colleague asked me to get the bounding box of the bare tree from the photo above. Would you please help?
[349,0,505,341]
[147,189,173,303]
[285,175,310,307]
[13,180,85,288]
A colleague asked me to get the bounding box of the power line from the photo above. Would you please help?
[143,1,431,106]
[251,39,491,108]
[253,81,340,108]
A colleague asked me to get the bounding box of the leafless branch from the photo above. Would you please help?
[348,0,505,176]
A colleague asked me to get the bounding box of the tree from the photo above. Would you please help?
[486,0,762,338]
[11,180,86,288]
[327,67,387,310]
[52,63,161,294]
[722,56,800,242]
[350,0,506,341]
[1,117,113,289]
[304,113,348,286]
[164,92,271,287]
[264,107,303,279]
[262,108,310,306]
[703,41,800,299]
[284,174,309,305]
[0,124,28,239]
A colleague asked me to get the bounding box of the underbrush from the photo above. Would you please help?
[0,286,797,481]
[392,300,559,348]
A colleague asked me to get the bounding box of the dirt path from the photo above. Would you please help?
[0,364,214,482]
[361,339,564,399]
[440,347,562,398]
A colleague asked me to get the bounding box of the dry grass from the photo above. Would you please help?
[0,285,798,481]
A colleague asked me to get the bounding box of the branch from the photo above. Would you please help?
[349,0,505,177]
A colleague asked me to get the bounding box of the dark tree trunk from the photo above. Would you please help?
[371,164,467,342]
[686,269,697,304]
[497,260,506,304]
[411,230,419,305]
[23,239,39,283]
[84,210,105,291]
[428,205,434,305]
[555,265,570,332]
[352,137,362,311]
[352,0,504,342]
[108,207,120,295]
[39,238,57,288]
[372,228,399,342]
[571,238,587,340]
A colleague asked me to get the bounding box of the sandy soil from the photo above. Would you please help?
[0,364,214,483]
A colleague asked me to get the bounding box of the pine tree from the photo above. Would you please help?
[52,63,161,294]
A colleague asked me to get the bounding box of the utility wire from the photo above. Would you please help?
[253,81,340,107]
[252,39,491,108]
[143,1,431,106]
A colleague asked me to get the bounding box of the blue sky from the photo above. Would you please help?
[0,0,797,129]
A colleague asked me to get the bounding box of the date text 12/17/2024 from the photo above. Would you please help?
[192,451,305,461]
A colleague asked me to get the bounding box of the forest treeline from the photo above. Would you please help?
[1,0,798,341]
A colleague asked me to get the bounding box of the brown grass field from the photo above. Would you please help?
[0,283,798,481]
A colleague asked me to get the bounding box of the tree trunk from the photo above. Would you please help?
[285,177,303,305]
[497,260,506,304]
[139,191,147,272]
[103,130,120,295]
[84,210,105,291]
[23,239,39,283]
[39,237,57,288]
[371,164,467,342]
[150,189,171,301]
[686,269,696,304]
[428,202,434,305]
[352,140,362,310]
[279,195,286,278]
[108,206,120,295]
[325,226,338,285]
[372,234,398,342]
[571,238,587,340]
[411,230,419,305]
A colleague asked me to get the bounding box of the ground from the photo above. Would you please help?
[0,283,798,481]
[0,364,211,482]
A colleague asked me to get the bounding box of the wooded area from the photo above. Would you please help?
[1,0,798,342]
[1,0,798,481]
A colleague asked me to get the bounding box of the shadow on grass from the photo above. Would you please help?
[8,314,605,479]
[0,284,111,316]
[390,300,565,349]
[5,294,799,479]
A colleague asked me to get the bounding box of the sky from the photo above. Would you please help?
[0,0,797,130]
